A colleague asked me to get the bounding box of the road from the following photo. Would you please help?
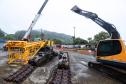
[69,51,121,84]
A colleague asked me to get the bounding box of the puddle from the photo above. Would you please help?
[0,57,7,66]
[76,73,91,79]
[80,61,88,65]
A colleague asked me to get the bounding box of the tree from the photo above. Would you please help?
[87,37,95,44]
[53,39,62,44]
[0,28,5,37]
[15,30,26,40]
[94,31,109,43]
[74,37,88,45]
[4,34,15,40]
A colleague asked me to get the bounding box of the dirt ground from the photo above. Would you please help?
[60,48,96,55]
[0,50,122,84]
[69,51,121,84]
[0,50,58,84]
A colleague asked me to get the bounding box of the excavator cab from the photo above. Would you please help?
[97,40,122,57]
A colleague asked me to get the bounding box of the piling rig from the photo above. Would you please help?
[5,0,55,65]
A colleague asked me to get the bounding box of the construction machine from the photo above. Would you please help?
[71,6,126,69]
[22,0,48,41]
[5,0,55,65]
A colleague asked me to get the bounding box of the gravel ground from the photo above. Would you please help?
[69,51,121,84]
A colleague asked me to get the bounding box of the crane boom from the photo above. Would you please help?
[22,0,48,41]
[71,5,120,39]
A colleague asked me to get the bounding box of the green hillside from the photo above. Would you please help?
[14,30,73,44]
[43,30,73,44]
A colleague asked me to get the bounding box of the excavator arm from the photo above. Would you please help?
[71,5,120,39]
[22,0,48,41]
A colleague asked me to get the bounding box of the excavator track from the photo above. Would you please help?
[46,52,72,84]
[4,49,57,83]
[4,64,36,83]
[88,62,126,83]
[47,69,71,84]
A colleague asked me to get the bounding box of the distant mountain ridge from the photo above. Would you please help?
[43,30,73,43]
[14,29,73,44]
[0,28,73,43]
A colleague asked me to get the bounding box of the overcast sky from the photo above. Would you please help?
[0,0,126,40]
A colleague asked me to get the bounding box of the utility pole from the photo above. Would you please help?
[41,29,45,40]
[73,27,75,48]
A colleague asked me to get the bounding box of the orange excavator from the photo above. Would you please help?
[71,5,126,83]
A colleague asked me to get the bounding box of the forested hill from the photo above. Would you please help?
[14,30,73,44]
[43,30,73,43]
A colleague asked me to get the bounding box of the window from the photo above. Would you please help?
[97,40,122,56]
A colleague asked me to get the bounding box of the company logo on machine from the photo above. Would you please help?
[15,59,25,62]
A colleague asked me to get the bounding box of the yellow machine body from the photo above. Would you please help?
[96,39,126,67]
[6,40,54,64]
[4,0,51,65]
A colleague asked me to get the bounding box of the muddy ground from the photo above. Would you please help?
[0,50,58,84]
[0,50,122,84]
[69,52,121,84]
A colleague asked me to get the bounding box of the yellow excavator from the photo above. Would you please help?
[5,0,54,65]
[71,6,126,69]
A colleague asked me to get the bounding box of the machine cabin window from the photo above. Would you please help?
[97,40,122,56]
